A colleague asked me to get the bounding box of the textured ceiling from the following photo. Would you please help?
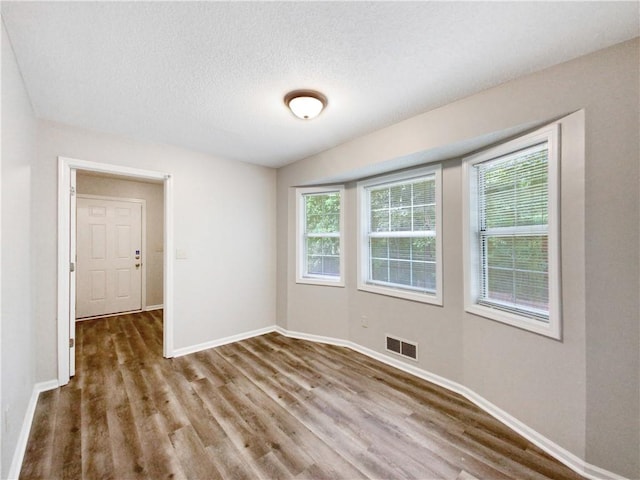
[2,2,639,168]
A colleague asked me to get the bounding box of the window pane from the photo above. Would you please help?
[371,209,389,232]
[300,189,342,281]
[476,142,550,317]
[514,236,548,272]
[483,235,549,312]
[322,237,340,256]
[485,236,513,269]
[412,180,427,205]
[413,205,436,231]
[370,237,388,258]
[389,237,411,260]
[411,237,436,262]
[305,193,341,233]
[364,172,438,295]
[370,189,389,209]
[410,262,436,291]
[306,214,321,233]
[411,262,427,288]
[307,256,323,275]
[515,271,548,312]
[324,195,340,214]
[306,236,340,277]
[305,194,322,214]
[424,263,436,291]
[389,260,411,286]
[372,258,389,282]
[307,254,341,276]
[486,267,515,304]
[412,179,435,205]
[323,256,340,276]
[480,145,548,230]
[390,207,412,231]
[323,213,339,232]
[306,237,323,255]
[390,184,411,208]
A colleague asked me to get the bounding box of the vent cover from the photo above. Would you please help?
[385,335,418,361]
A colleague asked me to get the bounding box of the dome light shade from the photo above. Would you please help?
[285,90,327,120]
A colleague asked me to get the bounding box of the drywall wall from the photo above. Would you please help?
[1,22,37,477]
[582,40,639,473]
[33,121,277,381]
[76,174,164,308]
[276,38,639,477]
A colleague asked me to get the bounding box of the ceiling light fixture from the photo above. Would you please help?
[284,90,327,120]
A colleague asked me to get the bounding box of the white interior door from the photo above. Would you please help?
[76,196,143,318]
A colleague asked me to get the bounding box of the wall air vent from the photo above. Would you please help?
[385,335,418,361]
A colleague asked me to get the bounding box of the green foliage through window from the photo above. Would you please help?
[303,192,341,278]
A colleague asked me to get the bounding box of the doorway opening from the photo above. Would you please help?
[57,156,174,385]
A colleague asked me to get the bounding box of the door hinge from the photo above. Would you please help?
[69,338,74,348]
[70,262,75,272]
[70,186,76,196]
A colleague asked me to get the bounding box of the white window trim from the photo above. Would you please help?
[462,123,561,339]
[357,165,443,305]
[295,185,345,287]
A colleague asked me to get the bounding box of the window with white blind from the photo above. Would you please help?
[296,186,345,286]
[358,165,442,304]
[463,124,561,338]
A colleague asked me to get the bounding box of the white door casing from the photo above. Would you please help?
[69,169,77,375]
[76,196,143,319]
[57,157,174,385]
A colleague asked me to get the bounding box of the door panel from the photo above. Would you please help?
[90,270,106,300]
[116,225,131,258]
[76,197,142,318]
[91,224,106,258]
[116,268,131,298]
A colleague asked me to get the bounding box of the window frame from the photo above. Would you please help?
[462,123,561,339]
[357,165,443,305]
[295,185,345,287]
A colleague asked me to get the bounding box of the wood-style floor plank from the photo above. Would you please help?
[20,311,586,479]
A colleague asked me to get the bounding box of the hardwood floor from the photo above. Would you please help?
[20,311,585,480]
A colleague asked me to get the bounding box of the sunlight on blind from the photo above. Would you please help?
[475,143,549,319]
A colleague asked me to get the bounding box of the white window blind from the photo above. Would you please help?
[475,142,549,319]
[302,191,341,278]
[366,176,437,292]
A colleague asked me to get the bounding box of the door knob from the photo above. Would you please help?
[135,263,141,268]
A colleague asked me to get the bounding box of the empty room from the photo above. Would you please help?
[1,2,639,479]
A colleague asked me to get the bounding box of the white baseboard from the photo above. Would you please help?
[143,304,163,312]
[7,380,59,480]
[172,326,275,358]
[274,326,627,480]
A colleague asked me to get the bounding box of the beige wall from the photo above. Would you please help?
[33,120,277,382]
[276,39,639,477]
[76,174,164,308]
[1,22,38,477]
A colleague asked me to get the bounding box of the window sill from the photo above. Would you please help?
[358,282,442,306]
[465,304,560,340]
[296,276,345,288]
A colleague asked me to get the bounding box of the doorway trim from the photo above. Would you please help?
[57,156,174,385]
